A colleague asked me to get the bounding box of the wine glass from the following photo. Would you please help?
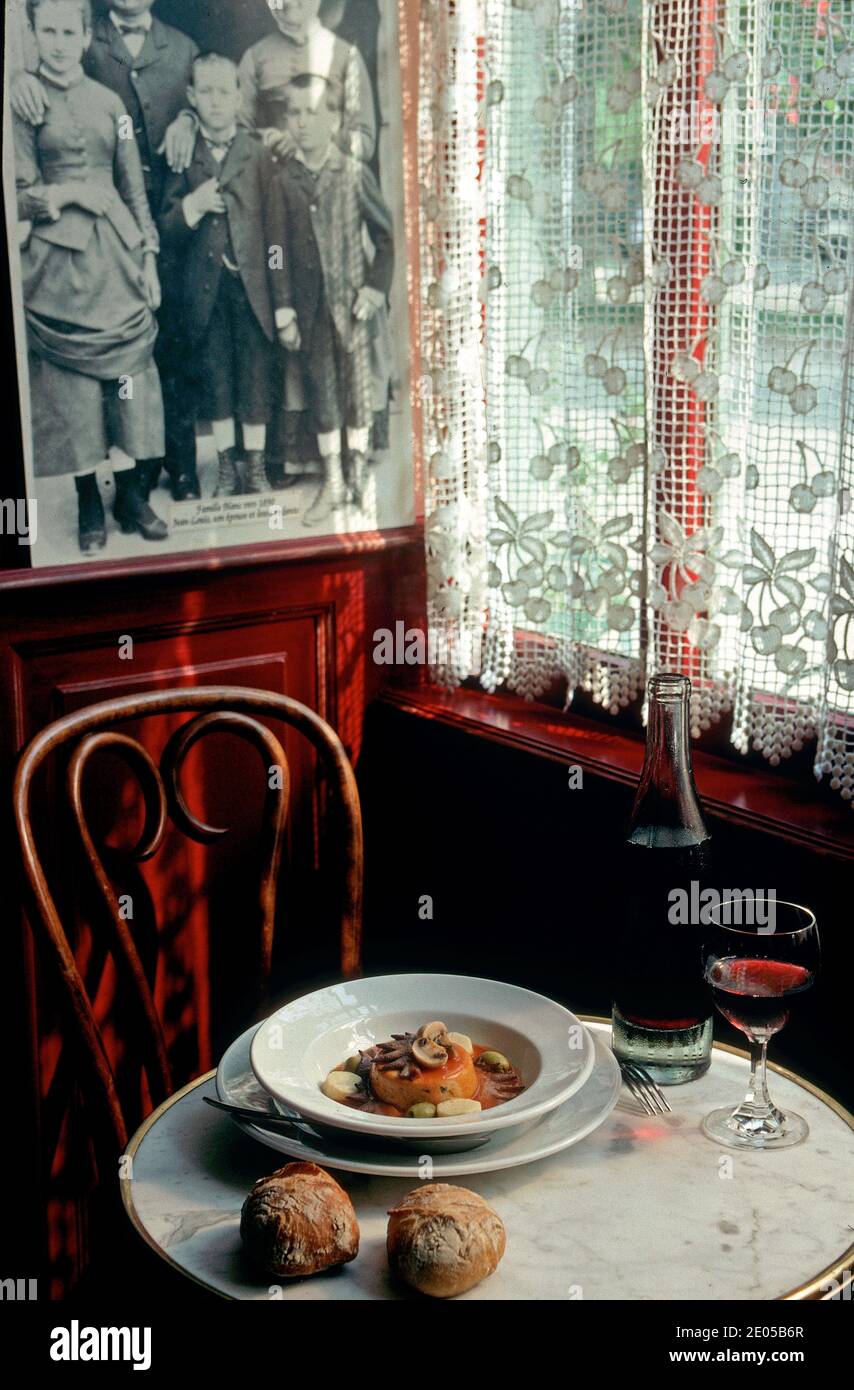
[701,897,820,1150]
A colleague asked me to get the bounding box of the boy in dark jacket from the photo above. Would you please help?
[266,74,393,527]
[159,53,275,496]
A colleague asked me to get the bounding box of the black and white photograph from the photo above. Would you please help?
[3,0,415,566]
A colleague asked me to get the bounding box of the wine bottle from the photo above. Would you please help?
[611,673,713,1084]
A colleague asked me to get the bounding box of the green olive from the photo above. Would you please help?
[407,1102,437,1118]
[344,1054,362,1072]
[478,1050,512,1072]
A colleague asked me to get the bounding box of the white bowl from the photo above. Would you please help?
[249,973,595,1148]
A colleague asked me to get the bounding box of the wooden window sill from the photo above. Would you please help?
[378,685,854,862]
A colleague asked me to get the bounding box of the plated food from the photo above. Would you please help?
[320,1019,526,1119]
[248,973,596,1147]
[220,1017,621,1176]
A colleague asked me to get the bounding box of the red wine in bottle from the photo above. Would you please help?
[611,673,713,1084]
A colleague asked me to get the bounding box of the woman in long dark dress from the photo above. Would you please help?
[15,0,168,551]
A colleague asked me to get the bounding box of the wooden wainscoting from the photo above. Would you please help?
[0,533,425,1295]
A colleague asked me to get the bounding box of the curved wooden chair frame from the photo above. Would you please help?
[13,686,363,1152]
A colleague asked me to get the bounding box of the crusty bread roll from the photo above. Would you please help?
[387,1183,505,1297]
[240,1161,359,1278]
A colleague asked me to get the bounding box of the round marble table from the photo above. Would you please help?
[121,1022,854,1300]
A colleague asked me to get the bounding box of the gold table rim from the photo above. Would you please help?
[120,1015,854,1302]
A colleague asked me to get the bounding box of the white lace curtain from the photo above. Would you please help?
[419,0,854,805]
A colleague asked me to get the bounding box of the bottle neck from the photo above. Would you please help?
[627,689,709,848]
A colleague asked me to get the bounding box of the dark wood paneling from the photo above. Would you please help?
[1,536,425,1293]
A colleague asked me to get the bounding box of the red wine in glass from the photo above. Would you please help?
[707,957,815,1039]
[701,898,820,1150]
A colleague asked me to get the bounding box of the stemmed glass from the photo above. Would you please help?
[701,898,820,1150]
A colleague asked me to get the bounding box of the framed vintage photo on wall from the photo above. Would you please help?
[2,0,418,568]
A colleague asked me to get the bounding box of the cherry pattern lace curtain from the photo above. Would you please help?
[419,0,854,805]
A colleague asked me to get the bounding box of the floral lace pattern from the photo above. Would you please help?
[419,0,854,804]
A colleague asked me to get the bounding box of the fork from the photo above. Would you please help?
[618,1060,673,1116]
[203,1096,314,1134]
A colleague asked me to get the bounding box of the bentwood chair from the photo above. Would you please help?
[13,686,363,1295]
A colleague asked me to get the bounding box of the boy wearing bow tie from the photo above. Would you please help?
[158,54,276,498]
[11,0,202,504]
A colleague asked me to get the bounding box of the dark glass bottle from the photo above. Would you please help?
[611,673,713,1083]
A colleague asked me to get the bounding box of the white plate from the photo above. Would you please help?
[218,1020,621,1177]
[249,973,595,1145]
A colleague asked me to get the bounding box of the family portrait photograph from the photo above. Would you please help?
[3,0,415,567]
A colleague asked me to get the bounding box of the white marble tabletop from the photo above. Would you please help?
[122,1023,854,1300]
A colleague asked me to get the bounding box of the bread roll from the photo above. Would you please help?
[240,1161,359,1278]
[387,1183,505,1297]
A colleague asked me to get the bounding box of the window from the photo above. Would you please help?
[419,0,854,804]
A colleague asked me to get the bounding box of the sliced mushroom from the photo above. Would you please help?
[411,1035,448,1069]
[419,1020,449,1041]
[417,1020,463,1060]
